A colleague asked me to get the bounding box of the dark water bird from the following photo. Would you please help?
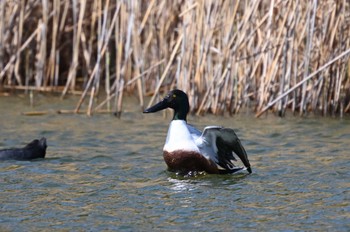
[143,89,252,174]
[0,137,47,160]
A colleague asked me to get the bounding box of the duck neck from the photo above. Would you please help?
[173,110,187,121]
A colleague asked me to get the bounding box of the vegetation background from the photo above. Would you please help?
[0,0,349,117]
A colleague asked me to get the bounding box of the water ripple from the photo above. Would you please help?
[0,99,349,231]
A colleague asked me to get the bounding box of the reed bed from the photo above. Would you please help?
[0,0,349,117]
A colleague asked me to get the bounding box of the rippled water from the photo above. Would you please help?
[0,95,349,231]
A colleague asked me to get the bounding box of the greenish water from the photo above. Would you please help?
[0,95,349,231]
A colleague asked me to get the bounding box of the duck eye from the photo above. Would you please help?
[172,94,176,98]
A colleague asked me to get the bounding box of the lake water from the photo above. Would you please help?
[0,94,349,231]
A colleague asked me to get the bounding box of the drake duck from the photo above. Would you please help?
[0,137,47,160]
[143,89,252,174]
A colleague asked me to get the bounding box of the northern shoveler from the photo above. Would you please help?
[143,89,252,174]
[0,137,47,160]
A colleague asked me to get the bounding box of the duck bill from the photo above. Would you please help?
[143,99,169,113]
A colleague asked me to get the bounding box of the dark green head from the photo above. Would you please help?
[143,89,190,121]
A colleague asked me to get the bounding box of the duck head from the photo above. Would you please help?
[143,89,190,121]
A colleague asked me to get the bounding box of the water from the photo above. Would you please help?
[0,95,349,231]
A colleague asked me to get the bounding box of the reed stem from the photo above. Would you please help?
[0,0,349,117]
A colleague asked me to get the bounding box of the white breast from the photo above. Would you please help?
[163,120,200,153]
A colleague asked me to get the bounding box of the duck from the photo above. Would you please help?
[143,89,252,174]
[0,137,47,160]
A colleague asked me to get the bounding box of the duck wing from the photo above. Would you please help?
[187,124,202,141]
[202,127,252,173]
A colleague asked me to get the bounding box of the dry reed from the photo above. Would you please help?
[0,0,350,117]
